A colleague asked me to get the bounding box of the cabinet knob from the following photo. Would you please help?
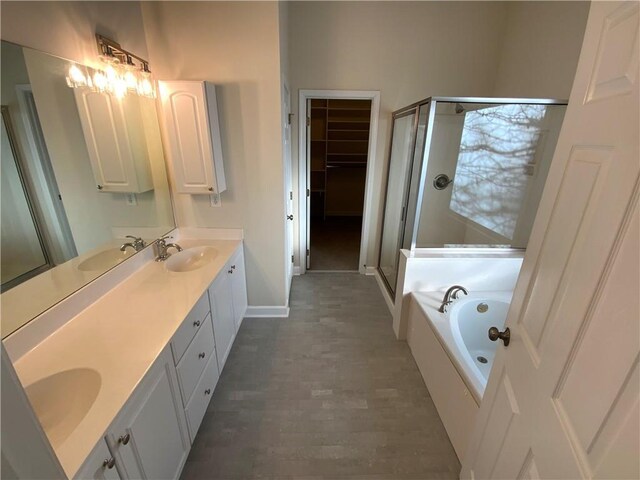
[231,265,236,270]
[118,433,130,445]
[103,458,116,469]
[193,320,201,327]
[208,187,214,192]
[97,185,103,190]
[228,269,233,274]
[204,388,211,395]
[198,352,206,359]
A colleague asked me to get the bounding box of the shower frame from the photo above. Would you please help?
[377,96,568,298]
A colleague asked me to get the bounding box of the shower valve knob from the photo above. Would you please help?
[433,174,454,190]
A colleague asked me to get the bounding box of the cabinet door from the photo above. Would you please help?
[159,81,225,195]
[208,270,236,372]
[73,89,152,193]
[229,247,248,331]
[74,439,121,480]
[107,346,190,480]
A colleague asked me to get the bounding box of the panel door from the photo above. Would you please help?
[107,347,190,480]
[159,81,220,195]
[73,89,143,193]
[74,440,121,480]
[208,271,236,372]
[462,2,639,479]
[229,247,248,331]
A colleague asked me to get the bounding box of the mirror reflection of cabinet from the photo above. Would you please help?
[159,81,226,196]
[73,89,154,193]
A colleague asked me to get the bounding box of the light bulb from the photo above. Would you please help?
[113,77,128,99]
[93,71,108,92]
[124,70,138,90]
[67,65,87,86]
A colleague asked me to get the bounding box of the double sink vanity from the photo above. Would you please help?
[6,232,248,479]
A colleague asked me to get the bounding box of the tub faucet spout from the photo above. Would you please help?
[438,285,468,313]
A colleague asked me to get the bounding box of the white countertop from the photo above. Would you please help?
[12,238,241,478]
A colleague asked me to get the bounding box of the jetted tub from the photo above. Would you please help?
[406,290,512,459]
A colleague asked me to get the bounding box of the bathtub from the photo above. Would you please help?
[406,290,512,459]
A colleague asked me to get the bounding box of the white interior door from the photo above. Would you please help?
[462,2,639,479]
[283,83,294,301]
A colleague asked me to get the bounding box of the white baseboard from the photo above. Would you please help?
[293,266,302,275]
[244,306,290,318]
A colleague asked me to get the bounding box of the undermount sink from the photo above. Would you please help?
[77,248,134,272]
[24,368,101,447]
[164,246,218,272]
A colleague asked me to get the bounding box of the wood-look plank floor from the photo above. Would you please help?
[180,273,460,480]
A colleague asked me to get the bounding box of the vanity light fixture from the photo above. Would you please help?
[66,34,156,99]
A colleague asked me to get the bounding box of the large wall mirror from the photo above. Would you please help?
[1,41,175,338]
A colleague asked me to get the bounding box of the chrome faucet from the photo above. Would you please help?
[155,235,183,261]
[438,285,468,313]
[120,235,146,252]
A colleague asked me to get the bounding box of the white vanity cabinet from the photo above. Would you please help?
[208,267,236,373]
[104,345,190,480]
[159,81,226,195]
[229,247,248,330]
[75,439,120,480]
[73,88,154,193]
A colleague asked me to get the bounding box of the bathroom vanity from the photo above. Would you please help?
[7,234,247,479]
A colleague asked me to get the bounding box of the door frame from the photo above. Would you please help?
[282,79,294,304]
[297,89,381,274]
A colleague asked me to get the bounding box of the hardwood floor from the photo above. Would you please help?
[180,273,460,479]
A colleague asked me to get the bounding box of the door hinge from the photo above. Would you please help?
[288,113,294,125]
[289,191,293,200]
[306,188,310,197]
[306,117,310,127]
[291,254,294,263]
[306,249,310,256]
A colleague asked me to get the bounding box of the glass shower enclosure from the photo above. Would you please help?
[378,97,568,297]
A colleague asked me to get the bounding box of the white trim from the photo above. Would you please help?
[293,266,302,275]
[244,306,290,318]
[364,265,377,276]
[298,89,381,275]
[374,269,394,315]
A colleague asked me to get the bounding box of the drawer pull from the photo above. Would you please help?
[198,352,206,359]
[231,265,236,270]
[103,458,116,469]
[118,433,130,445]
[193,320,201,327]
[228,269,233,274]
[205,388,211,395]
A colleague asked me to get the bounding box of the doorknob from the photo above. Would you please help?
[287,214,294,220]
[488,326,510,347]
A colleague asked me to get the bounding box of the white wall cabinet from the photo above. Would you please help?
[73,89,154,194]
[229,248,248,331]
[105,345,190,480]
[159,81,226,195]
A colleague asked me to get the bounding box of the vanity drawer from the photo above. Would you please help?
[185,351,219,442]
[176,313,215,406]
[171,291,210,364]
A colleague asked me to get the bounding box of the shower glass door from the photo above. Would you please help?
[1,107,51,290]
[377,108,418,295]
